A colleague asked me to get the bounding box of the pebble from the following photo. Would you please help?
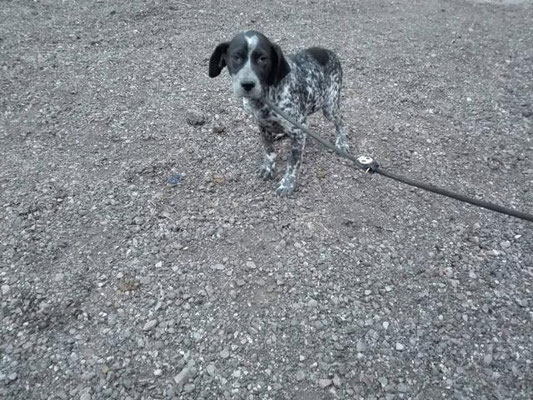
[220,349,230,359]
[356,340,366,352]
[395,343,405,351]
[397,383,409,392]
[483,354,493,365]
[308,299,318,308]
[167,174,183,186]
[154,369,162,376]
[212,263,225,270]
[186,110,207,126]
[174,367,191,385]
[212,124,226,134]
[80,392,91,400]
[318,378,332,388]
[1,284,10,295]
[246,261,257,269]
[143,319,158,331]
[295,370,305,381]
[206,364,216,376]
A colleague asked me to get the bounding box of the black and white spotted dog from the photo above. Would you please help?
[209,30,349,196]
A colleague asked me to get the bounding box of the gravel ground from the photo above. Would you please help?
[1,0,532,399]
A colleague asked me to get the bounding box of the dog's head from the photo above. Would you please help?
[208,31,291,99]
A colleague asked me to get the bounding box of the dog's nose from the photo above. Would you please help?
[241,81,256,92]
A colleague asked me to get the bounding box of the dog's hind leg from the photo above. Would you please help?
[323,102,350,153]
[322,76,350,153]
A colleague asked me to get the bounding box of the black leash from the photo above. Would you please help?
[263,98,533,223]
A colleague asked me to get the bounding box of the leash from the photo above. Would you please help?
[263,98,533,223]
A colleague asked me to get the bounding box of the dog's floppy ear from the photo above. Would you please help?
[209,42,229,78]
[269,43,291,86]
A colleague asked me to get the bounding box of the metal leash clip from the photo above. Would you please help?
[355,156,379,173]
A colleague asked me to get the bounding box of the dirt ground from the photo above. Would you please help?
[1,0,532,399]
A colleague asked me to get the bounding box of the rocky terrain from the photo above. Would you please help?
[1,0,532,399]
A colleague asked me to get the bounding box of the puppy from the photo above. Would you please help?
[209,30,349,196]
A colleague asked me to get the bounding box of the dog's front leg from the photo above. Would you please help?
[276,127,306,197]
[258,127,276,180]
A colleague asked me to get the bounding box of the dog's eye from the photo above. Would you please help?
[258,56,269,64]
[231,55,243,63]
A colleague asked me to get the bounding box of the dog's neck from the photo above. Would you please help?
[245,85,280,109]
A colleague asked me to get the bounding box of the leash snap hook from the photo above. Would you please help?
[356,155,379,173]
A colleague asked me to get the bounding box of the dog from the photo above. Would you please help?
[209,30,349,196]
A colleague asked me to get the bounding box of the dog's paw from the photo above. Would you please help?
[258,164,275,180]
[275,176,295,197]
[335,138,350,154]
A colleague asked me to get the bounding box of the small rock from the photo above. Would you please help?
[155,261,163,268]
[7,373,17,382]
[80,392,91,400]
[500,240,511,249]
[308,299,318,308]
[143,319,158,331]
[378,376,388,388]
[483,354,493,365]
[212,174,225,185]
[154,369,162,376]
[220,349,230,359]
[395,343,405,351]
[318,378,332,388]
[167,173,184,186]
[186,110,206,126]
[295,370,305,381]
[206,364,216,376]
[174,367,191,385]
[246,261,257,269]
[356,340,366,352]
[1,285,10,295]
[397,383,409,393]
[332,375,341,387]
[212,125,226,134]
[212,263,225,271]
[515,297,527,307]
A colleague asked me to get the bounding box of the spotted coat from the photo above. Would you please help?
[209,31,349,196]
